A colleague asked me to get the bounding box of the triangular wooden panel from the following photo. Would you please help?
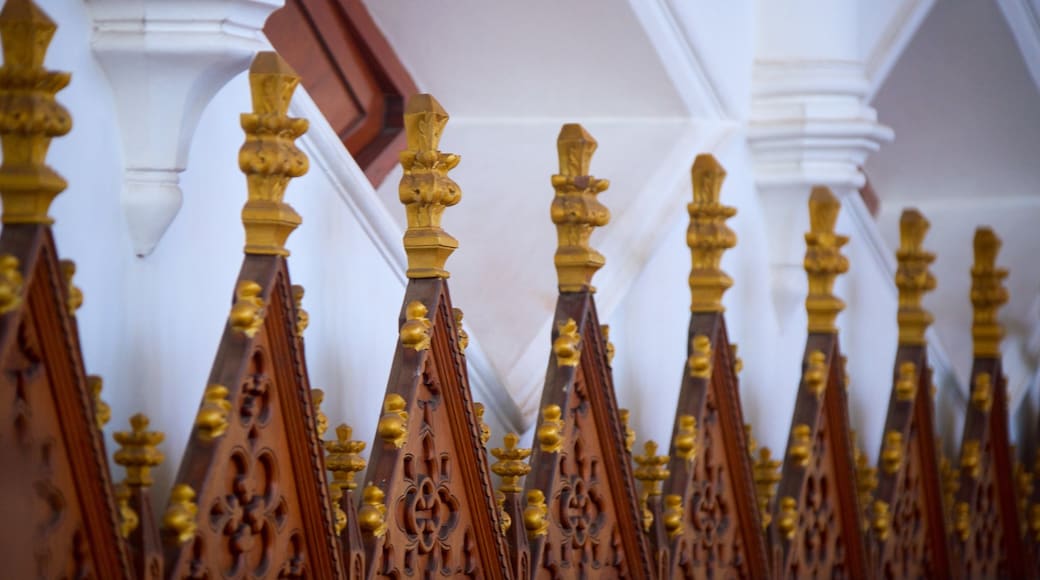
[164,256,343,579]
[0,225,131,579]
[870,345,952,577]
[360,278,512,579]
[524,290,653,578]
[771,334,870,579]
[663,312,769,578]
[951,357,1028,578]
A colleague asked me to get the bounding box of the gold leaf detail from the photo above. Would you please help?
[881,431,904,475]
[601,324,615,366]
[753,447,781,529]
[325,423,367,491]
[619,408,636,452]
[164,484,198,544]
[895,361,917,401]
[731,343,743,374]
[359,484,388,538]
[688,154,736,312]
[853,437,878,531]
[311,388,328,438]
[377,393,409,449]
[60,259,82,315]
[524,489,549,539]
[115,482,138,539]
[961,440,981,479]
[400,300,431,351]
[195,384,231,442]
[292,284,308,336]
[788,424,812,468]
[114,413,165,486]
[872,500,891,542]
[674,415,698,462]
[955,501,971,541]
[453,307,468,350]
[537,404,564,453]
[0,254,23,314]
[633,440,670,499]
[688,334,712,379]
[229,280,265,337]
[88,375,110,429]
[474,402,491,446]
[491,432,532,494]
[895,209,936,345]
[663,494,684,539]
[971,372,993,413]
[553,318,581,367]
[971,227,1008,357]
[778,496,798,540]
[496,491,511,534]
[804,350,827,398]
[804,187,849,333]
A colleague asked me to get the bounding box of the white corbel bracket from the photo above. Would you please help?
[88,0,282,257]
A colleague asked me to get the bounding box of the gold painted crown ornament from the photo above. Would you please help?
[551,123,610,292]
[971,227,1008,357]
[688,154,737,312]
[239,52,309,256]
[114,413,165,487]
[399,94,461,279]
[804,187,849,333]
[895,209,936,345]
[0,0,72,225]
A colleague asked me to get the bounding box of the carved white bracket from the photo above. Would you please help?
[88,0,282,256]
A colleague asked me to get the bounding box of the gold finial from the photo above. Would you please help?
[524,490,549,539]
[377,393,408,448]
[229,280,265,337]
[399,94,460,279]
[239,52,308,256]
[491,432,532,494]
[971,372,993,412]
[0,254,23,314]
[114,413,165,487]
[881,431,904,475]
[896,209,936,345]
[601,324,615,366]
[674,415,698,462]
[619,408,636,452]
[325,423,367,491]
[0,0,72,225]
[961,440,981,479]
[663,494,684,538]
[164,484,198,544]
[971,227,1008,357]
[359,484,388,537]
[788,424,812,467]
[474,402,491,446]
[551,123,610,292]
[872,500,891,542]
[777,496,798,539]
[496,491,511,534]
[400,300,431,351]
[195,384,231,442]
[687,334,712,379]
[553,318,581,367]
[88,375,111,429]
[633,440,670,499]
[895,361,917,401]
[114,482,138,539]
[803,350,827,397]
[754,447,781,528]
[453,308,469,351]
[292,285,308,336]
[688,154,736,312]
[312,388,328,438]
[804,187,849,333]
[954,501,970,541]
[537,404,564,453]
[60,260,83,315]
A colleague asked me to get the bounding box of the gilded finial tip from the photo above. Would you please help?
[691,153,727,194]
[808,186,840,234]
[899,209,929,247]
[551,123,609,291]
[557,123,599,177]
[973,227,1001,267]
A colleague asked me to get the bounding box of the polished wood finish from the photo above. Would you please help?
[524,290,654,579]
[265,0,418,186]
[664,312,770,578]
[0,225,132,579]
[360,278,512,579]
[771,333,870,579]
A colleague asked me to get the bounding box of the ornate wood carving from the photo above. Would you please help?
[358,94,512,579]
[662,154,770,579]
[163,52,344,579]
[770,188,869,579]
[950,228,1029,578]
[0,1,131,577]
[523,124,653,578]
[265,0,418,186]
[868,209,952,578]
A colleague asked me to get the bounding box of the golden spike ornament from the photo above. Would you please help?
[753,447,781,529]
[0,0,72,225]
[326,423,367,491]
[524,490,549,539]
[537,404,564,453]
[0,254,23,314]
[881,431,904,475]
[674,415,698,462]
[491,432,532,494]
[399,94,460,278]
[788,424,812,467]
[229,280,265,337]
[195,384,231,442]
[551,123,610,292]
[292,284,308,336]
[114,413,165,487]
[453,308,469,350]
[804,187,849,333]
[895,361,917,401]
[400,300,431,351]
[239,52,309,256]
[619,408,636,452]
[895,209,936,345]
[971,372,993,412]
[687,334,712,379]
[377,393,409,448]
[687,154,737,312]
[553,318,581,367]
[359,484,388,538]
[164,484,198,545]
[60,259,83,315]
[88,375,111,429]
[971,227,1008,357]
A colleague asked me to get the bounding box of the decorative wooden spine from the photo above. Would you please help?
[162,52,344,579]
[771,188,869,578]
[523,124,653,578]
[491,432,532,579]
[0,1,132,576]
[359,94,512,579]
[951,227,1029,577]
[869,209,952,577]
[662,154,770,578]
[325,423,367,579]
